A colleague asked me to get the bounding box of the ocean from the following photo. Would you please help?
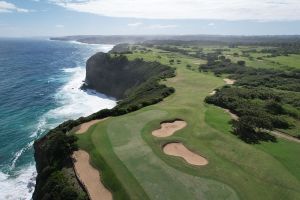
[0,38,116,199]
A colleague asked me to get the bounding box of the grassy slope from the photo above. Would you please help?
[76,47,300,200]
[265,54,300,69]
[223,48,300,70]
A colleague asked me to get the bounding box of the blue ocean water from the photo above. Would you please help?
[0,39,116,199]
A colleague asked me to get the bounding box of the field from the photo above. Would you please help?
[76,45,300,200]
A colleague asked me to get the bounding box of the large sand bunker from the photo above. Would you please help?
[152,120,187,137]
[73,150,112,200]
[163,143,208,166]
[74,118,106,134]
[223,78,236,85]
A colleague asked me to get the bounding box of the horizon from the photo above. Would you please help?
[1,0,300,37]
[2,34,300,39]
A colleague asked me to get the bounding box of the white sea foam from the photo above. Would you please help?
[10,141,34,170]
[1,43,115,200]
[69,40,114,52]
[0,164,36,200]
[49,66,116,121]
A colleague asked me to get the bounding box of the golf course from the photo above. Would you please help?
[73,45,300,200]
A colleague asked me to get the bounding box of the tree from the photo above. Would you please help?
[219,55,226,60]
[169,59,174,64]
[232,116,276,143]
[237,60,246,66]
[186,64,192,69]
[265,100,285,115]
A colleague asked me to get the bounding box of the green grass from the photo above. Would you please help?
[76,47,300,200]
[221,47,300,70]
[187,45,300,70]
[226,54,282,69]
[265,54,300,69]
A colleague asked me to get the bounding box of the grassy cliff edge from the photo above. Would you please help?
[33,52,175,200]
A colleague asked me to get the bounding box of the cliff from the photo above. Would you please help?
[33,52,175,200]
[83,52,175,99]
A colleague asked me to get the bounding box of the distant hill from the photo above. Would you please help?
[51,35,300,45]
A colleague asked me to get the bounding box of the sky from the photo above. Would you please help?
[1,0,300,37]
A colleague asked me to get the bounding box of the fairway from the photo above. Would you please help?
[76,47,300,200]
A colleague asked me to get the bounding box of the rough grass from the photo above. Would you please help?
[223,47,300,70]
[265,54,300,69]
[76,46,300,200]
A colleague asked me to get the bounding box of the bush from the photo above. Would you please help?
[237,60,246,66]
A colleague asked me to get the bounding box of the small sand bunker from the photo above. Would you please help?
[152,120,187,137]
[223,78,236,85]
[209,90,216,95]
[73,150,112,200]
[163,143,208,166]
[224,109,239,120]
[74,118,106,134]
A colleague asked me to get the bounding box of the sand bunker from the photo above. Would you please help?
[73,150,112,200]
[74,118,106,134]
[224,109,239,120]
[152,120,187,137]
[223,78,236,85]
[163,143,208,166]
[209,90,216,95]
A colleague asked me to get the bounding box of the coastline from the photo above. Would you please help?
[33,47,176,199]
[0,39,116,200]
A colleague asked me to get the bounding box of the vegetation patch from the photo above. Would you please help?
[200,53,300,142]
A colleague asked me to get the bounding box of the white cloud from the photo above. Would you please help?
[55,24,64,28]
[128,22,143,27]
[147,24,179,29]
[208,22,215,26]
[50,0,300,21]
[0,1,29,13]
[127,22,178,29]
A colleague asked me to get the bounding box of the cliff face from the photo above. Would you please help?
[33,120,88,200]
[84,52,174,99]
[34,52,175,200]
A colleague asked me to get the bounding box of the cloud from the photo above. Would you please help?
[0,1,29,13]
[146,24,179,29]
[50,0,300,21]
[55,24,64,28]
[208,22,215,26]
[127,22,178,29]
[128,22,143,27]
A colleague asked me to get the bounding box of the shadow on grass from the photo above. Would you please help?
[231,130,277,144]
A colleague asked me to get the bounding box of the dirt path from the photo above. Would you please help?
[224,110,299,143]
[74,118,107,134]
[269,130,300,144]
[152,120,187,137]
[163,143,208,166]
[73,150,112,200]
[223,78,236,85]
